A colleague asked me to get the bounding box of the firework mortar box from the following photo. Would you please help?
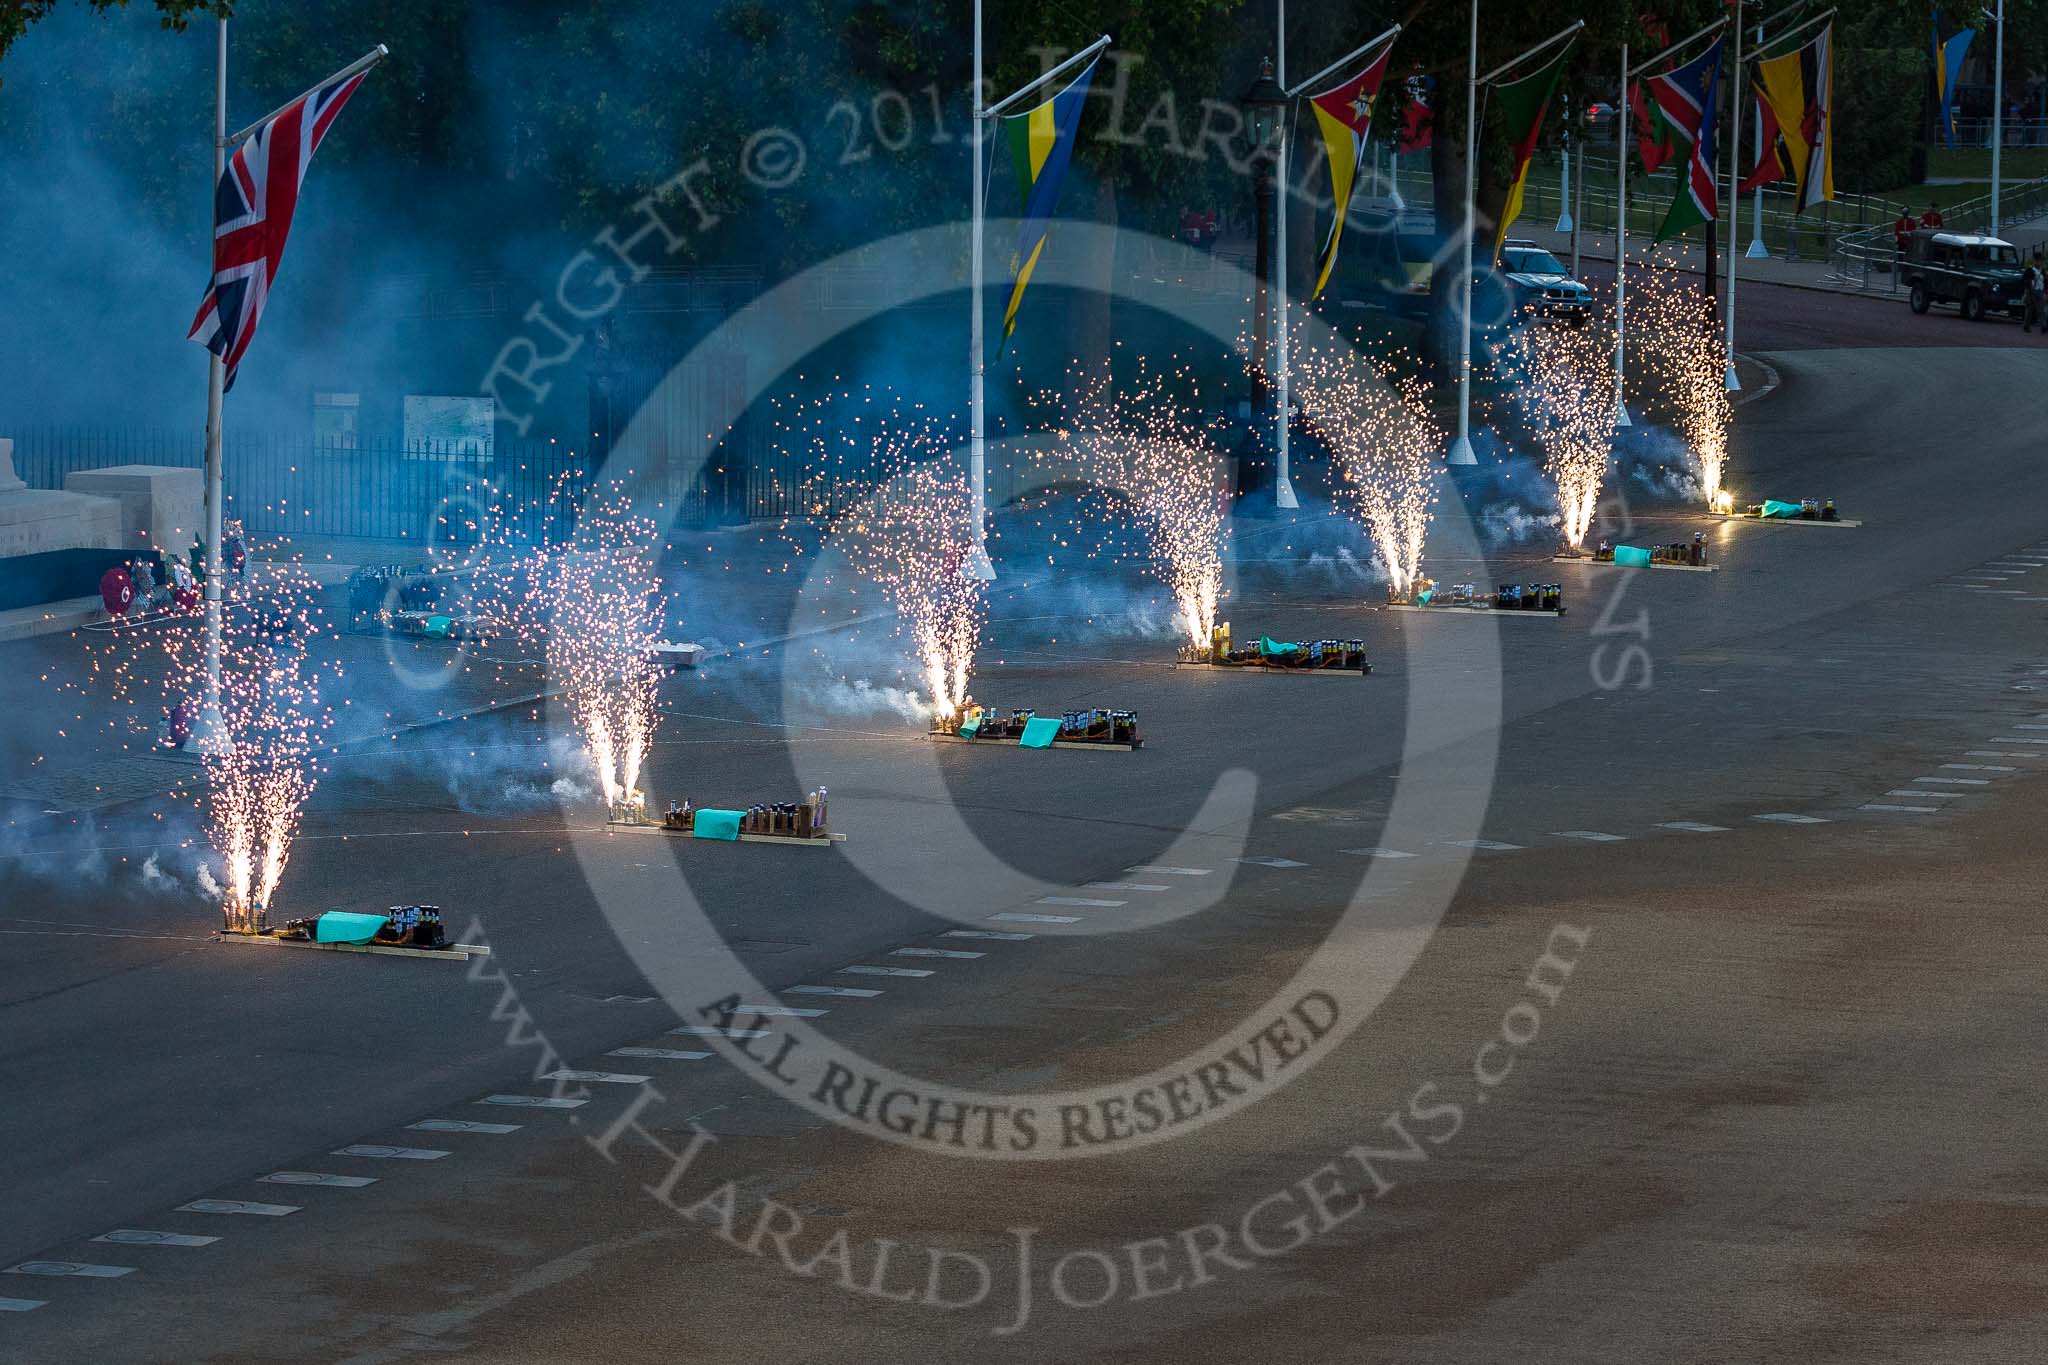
[610,789,844,845]
[1556,534,1718,573]
[1174,623,1370,676]
[931,705,1143,750]
[216,905,490,961]
[1385,579,1565,618]
[1710,494,1859,528]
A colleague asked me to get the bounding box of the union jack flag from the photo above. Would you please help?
[188,67,370,391]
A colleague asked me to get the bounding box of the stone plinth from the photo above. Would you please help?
[63,464,203,555]
[0,438,22,492]
[0,486,122,557]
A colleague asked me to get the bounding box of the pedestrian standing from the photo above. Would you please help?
[1921,203,1946,230]
[2028,254,2047,334]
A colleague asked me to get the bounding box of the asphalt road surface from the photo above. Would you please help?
[3,292,2048,1361]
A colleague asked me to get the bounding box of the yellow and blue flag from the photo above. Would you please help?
[999,58,1098,351]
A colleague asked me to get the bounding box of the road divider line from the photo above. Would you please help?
[92,1231,218,1248]
[1914,776,1990,785]
[539,1070,651,1084]
[788,984,884,997]
[332,1145,449,1161]
[1085,882,1168,892]
[944,929,1034,940]
[477,1094,586,1109]
[840,965,933,977]
[1555,831,1627,841]
[1126,865,1211,876]
[260,1172,377,1188]
[609,1047,712,1061]
[409,1120,519,1134]
[1753,813,1829,824]
[175,1200,298,1216]
[1863,804,1938,813]
[893,947,985,959]
[991,912,1081,924]
[672,1025,769,1039]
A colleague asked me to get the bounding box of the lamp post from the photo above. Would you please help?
[1240,58,1286,502]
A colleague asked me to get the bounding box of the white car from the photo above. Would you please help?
[1499,240,1593,325]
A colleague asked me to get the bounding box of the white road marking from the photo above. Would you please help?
[1233,856,1309,867]
[2014,597,2048,603]
[2015,723,2048,730]
[332,1145,449,1161]
[538,1069,649,1084]
[410,1120,520,1135]
[893,947,986,959]
[991,912,1081,923]
[1943,763,2016,771]
[1913,776,1990,785]
[671,1026,769,1039]
[92,1231,218,1248]
[1659,821,1731,832]
[840,965,934,977]
[944,929,1034,940]
[1126,865,1211,875]
[1038,896,1127,907]
[0,1298,46,1311]
[176,1200,299,1216]
[1448,839,1523,850]
[1990,737,2048,744]
[261,1172,377,1188]
[609,1047,712,1061]
[1888,790,1958,799]
[730,1006,829,1017]
[1342,847,1418,858]
[1862,804,1939,813]
[788,984,883,997]
[1967,751,2042,758]
[1084,882,1169,892]
[1555,831,1627,841]
[5,1262,134,1278]
[1753,813,1829,824]
[478,1094,587,1109]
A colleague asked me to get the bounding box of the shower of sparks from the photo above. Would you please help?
[1035,360,1227,650]
[1514,318,1618,549]
[518,485,667,811]
[81,549,335,929]
[1293,339,1443,596]
[1631,267,1733,506]
[828,444,984,722]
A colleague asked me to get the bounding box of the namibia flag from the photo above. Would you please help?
[999,58,1098,350]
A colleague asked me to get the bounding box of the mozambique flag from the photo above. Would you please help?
[1492,45,1574,255]
[1754,23,1833,213]
[999,58,1098,350]
[1306,42,1395,300]
[1645,36,1723,242]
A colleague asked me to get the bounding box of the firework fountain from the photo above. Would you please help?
[827,446,986,723]
[1632,269,1734,508]
[1039,362,1227,651]
[1293,340,1443,596]
[90,551,334,930]
[1515,318,1619,550]
[525,487,667,816]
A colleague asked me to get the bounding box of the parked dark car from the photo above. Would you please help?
[1498,239,1594,324]
[1901,230,2025,320]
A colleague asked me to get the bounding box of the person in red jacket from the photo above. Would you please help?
[1920,203,1946,229]
[1894,210,1917,266]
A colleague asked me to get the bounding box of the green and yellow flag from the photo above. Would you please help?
[999,58,1098,351]
[1491,45,1574,254]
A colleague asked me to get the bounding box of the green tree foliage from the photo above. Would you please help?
[0,0,230,84]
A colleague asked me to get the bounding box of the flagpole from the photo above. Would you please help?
[1614,38,1631,428]
[1724,2,1744,391]
[965,0,994,581]
[1448,0,1478,466]
[191,16,229,754]
[1991,0,2005,236]
[1273,0,1297,508]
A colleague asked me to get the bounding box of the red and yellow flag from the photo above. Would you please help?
[1491,45,1573,255]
